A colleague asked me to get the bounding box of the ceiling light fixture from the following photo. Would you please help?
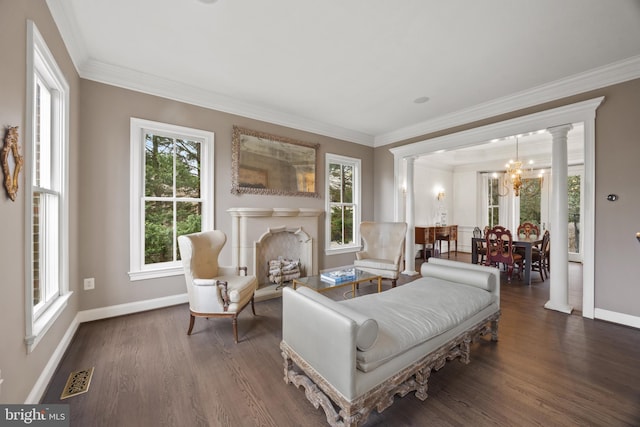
[500,136,535,197]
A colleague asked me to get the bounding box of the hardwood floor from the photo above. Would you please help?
[42,254,640,426]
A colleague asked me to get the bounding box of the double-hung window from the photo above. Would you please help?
[129,119,214,280]
[325,154,361,254]
[487,175,501,228]
[25,21,71,352]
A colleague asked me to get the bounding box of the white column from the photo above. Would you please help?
[402,156,418,275]
[544,124,573,314]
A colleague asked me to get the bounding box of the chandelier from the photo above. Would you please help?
[495,136,537,197]
[505,137,524,196]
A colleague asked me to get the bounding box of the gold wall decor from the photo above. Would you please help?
[2,126,23,201]
[231,126,319,197]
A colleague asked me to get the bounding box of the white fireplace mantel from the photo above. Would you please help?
[227,207,323,300]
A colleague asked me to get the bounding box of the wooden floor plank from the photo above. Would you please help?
[42,255,640,426]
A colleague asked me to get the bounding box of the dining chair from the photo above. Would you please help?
[473,226,487,265]
[517,222,540,240]
[485,226,522,283]
[531,230,550,281]
[516,222,540,257]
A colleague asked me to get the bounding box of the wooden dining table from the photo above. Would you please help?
[471,236,542,285]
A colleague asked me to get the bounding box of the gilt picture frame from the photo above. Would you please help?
[231,126,319,197]
[2,126,23,201]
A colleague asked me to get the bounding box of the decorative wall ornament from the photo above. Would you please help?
[231,126,319,197]
[2,126,23,201]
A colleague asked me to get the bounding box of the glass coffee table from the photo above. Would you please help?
[292,268,382,298]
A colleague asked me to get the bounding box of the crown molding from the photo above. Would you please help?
[46,0,639,149]
[79,60,375,146]
[375,55,640,147]
[46,0,89,72]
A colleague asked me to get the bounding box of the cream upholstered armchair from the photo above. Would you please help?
[353,222,408,287]
[177,230,258,343]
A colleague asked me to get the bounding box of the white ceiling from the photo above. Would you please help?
[47,0,640,146]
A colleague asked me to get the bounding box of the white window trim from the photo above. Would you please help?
[128,118,214,281]
[325,153,361,255]
[24,21,71,353]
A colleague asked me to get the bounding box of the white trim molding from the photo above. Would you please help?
[46,0,640,147]
[391,97,604,319]
[594,309,640,330]
[377,55,640,146]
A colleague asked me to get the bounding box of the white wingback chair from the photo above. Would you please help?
[353,222,408,287]
[177,230,258,343]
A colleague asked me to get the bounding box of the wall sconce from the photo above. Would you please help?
[436,190,445,201]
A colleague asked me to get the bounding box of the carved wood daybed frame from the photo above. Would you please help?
[281,312,499,427]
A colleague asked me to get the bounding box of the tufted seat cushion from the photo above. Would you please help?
[339,278,493,372]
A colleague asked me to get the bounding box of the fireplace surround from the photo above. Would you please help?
[227,208,323,301]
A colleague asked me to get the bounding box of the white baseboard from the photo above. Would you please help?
[594,308,640,329]
[27,293,188,403]
[25,314,81,404]
[77,293,188,323]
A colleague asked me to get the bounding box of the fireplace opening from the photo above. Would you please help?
[255,226,312,289]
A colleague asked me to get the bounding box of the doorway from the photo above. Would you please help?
[390,97,604,318]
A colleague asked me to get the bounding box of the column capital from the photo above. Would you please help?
[546,123,573,138]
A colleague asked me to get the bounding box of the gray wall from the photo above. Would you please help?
[0,2,374,403]
[77,80,375,311]
[374,79,640,317]
[2,0,639,405]
[0,1,82,403]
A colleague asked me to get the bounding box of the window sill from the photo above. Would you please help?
[128,265,183,281]
[325,245,362,256]
[26,291,73,353]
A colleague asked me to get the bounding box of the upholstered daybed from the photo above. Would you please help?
[280,258,500,427]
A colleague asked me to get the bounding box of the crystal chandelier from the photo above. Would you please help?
[505,137,524,196]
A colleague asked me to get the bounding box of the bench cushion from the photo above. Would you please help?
[421,263,496,291]
[339,277,493,372]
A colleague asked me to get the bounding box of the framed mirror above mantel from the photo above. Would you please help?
[231,126,319,197]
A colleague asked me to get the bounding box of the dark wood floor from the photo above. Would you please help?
[42,254,640,426]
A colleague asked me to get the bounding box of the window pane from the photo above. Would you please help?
[34,78,52,189]
[145,134,174,197]
[491,178,501,205]
[176,202,202,239]
[520,178,541,225]
[32,193,42,308]
[175,139,201,198]
[328,163,342,203]
[145,201,174,264]
[568,175,581,253]
[490,207,499,227]
[330,205,345,246]
[343,205,354,245]
[32,192,60,314]
[342,165,353,203]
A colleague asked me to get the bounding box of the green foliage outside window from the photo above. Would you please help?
[519,178,541,226]
[488,178,500,228]
[329,163,355,246]
[568,175,581,252]
[144,134,202,264]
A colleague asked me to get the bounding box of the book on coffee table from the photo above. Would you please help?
[320,268,357,284]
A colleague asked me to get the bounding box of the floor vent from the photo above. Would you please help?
[60,367,94,400]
